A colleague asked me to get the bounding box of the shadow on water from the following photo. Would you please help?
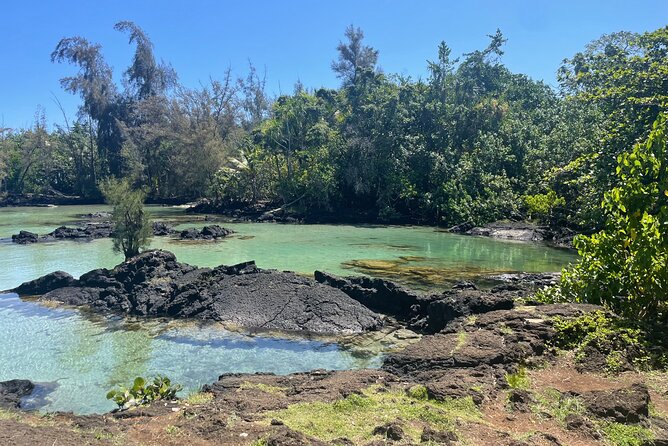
[20,381,59,411]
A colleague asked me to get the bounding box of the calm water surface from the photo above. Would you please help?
[0,205,575,414]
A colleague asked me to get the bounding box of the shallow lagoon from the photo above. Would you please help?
[0,205,575,413]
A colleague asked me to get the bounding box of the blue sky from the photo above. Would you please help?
[1,0,666,130]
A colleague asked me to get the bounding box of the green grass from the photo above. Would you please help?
[505,366,530,390]
[531,388,585,423]
[599,422,654,446]
[182,391,214,405]
[265,385,481,443]
[165,424,182,436]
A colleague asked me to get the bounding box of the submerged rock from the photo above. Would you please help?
[152,221,175,236]
[9,250,382,334]
[179,225,233,240]
[0,380,34,409]
[11,230,39,244]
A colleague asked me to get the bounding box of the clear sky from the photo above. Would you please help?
[1,0,666,130]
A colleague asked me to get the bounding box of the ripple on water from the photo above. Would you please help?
[0,293,382,414]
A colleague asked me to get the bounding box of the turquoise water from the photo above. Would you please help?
[0,205,575,414]
[0,293,378,414]
[0,205,576,291]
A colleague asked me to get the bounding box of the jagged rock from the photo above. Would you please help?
[383,330,524,378]
[0,380,34,409]
[564,414,600,439]
[427,290,515,333]
[266,427,326,446]
[51,221,114,239]
[314,271,521,333]
[420,426,457,444]
[508,389,535,412]
[10,250,382,334]
[580,383,650,423]
[313,271,431,322]
[10,271,75,296]
[372,422,404,441]
[11,230,38,244]
[151,221,174,236]
[180,225,233,240]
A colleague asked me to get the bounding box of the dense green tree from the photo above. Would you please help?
[548,114,667,321]
[100,178,152,260]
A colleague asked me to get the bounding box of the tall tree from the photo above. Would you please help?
[51,36,124,178]
[114,21,176,100]
[331,25,379,85]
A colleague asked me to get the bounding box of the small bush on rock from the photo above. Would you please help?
[551,311,667,372]
[106,375,183,410]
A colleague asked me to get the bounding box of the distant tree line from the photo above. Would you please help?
[1,23,666,230]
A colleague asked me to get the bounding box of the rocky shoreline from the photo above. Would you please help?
[1,252,666,445]
[9,222,234,244]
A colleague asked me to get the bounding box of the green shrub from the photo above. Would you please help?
[551,311,667,372]
[523,190,565,222]
[554,115,668,322]
[505,366,530,389]
[100,178,152,260]
[600,422,654,446]
[106,375,183,410]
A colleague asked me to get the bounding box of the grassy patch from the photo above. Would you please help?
[183,391,214,405]
[265,385,481,443]
[0,409,21,421]
[599,422,654,446]
[505,366,530,390]
[531,388,585,423]
[165,424,182,436]
[238,381,287,396]
[451,332,468,354]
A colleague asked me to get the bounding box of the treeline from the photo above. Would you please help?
[1,23,666,229]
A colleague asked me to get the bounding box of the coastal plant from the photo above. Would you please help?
[599,422,655,446]
[505,366,530,390]
[100,178,152,260]
[550,311,667,372]
[548,115,668,322]
[106,375,182,410]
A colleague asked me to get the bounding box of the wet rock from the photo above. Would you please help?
[47,221,114,240]
[9,271,75,296]
[81,212,112,219]
[151,221,174,236]
[0,379,34,409]
[11,230,39,244]
[372,422,404,441]
[11,250,382,334]
[508,389,535,412]
[180,225,233,240]
[580,383,650,423]
[420,426,457,444]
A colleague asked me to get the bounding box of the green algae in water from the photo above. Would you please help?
[0,294,381,414]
